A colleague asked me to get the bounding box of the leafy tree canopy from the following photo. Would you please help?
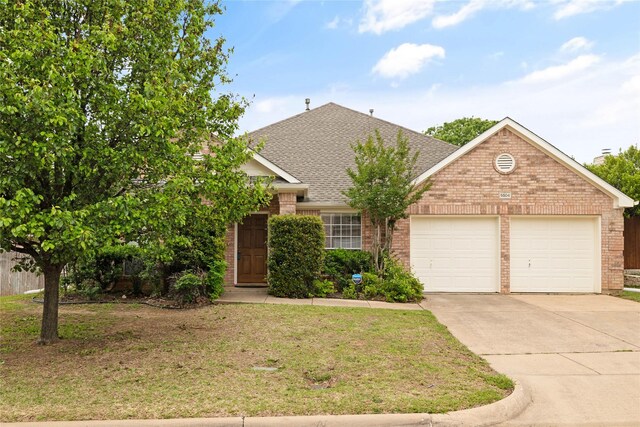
[586,145,640,217]
[424,117,498,146]
[344,130,430,273]
[0,0,269,343]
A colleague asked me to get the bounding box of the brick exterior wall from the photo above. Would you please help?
[385,128,624,293]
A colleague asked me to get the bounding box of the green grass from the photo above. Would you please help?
[0,296,513,422]
[618,291,640,303]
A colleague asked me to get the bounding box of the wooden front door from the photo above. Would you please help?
[237,215,268,283]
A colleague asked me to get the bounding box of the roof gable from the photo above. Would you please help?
[248,152,301,184]
[412,117,636,209]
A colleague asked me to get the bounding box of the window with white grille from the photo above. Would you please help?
[321,213,362,249]
[495,153,516,173]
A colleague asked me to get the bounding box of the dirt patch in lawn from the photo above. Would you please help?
[0,295,512,422]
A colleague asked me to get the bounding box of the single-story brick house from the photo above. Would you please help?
[224,102,636,294]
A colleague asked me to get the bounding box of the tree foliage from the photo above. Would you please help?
[424,117,498,146]
[343,130,430,273]
[0,0,269,343]
[586,145,640,217]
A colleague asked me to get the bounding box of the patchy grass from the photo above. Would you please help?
[0,296,512,422]
[618,291,640,303]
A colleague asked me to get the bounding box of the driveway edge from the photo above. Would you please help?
[2,382,530,427]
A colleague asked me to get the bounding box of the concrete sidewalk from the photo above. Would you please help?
[216,286,426,310]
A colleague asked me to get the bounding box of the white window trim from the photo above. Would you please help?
[321,212,363,250]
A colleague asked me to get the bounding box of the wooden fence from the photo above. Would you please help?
[625,217,640,269]
[0,251,44,296]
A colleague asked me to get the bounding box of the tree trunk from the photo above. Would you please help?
[38,263,63,345]
[373,223,382,274]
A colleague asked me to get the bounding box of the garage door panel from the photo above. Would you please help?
[510,217,599,293]
[411,216,499,293]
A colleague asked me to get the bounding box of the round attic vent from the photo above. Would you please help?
[495,153,516,173]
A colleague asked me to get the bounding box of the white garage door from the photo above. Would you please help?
[410,217,499,292]
[510,217,600,293]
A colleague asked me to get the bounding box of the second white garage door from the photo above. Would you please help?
[510,217,600,293]
[410,216,499,292]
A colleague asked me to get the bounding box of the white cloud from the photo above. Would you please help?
[357,0,631,32]
[552,0,633,20]
[622,74,640,93]
[560,37,594,53]
[432,0,535,29]
[519,54,601,84]
[325,16,352,30]
[239,53,640,164]
[325,16,340,30]
[372,43,445,79]
[432,0,486,29]
[359,0,435,34]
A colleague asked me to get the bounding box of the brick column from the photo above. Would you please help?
[223,224,235,286]
[278,192,296,215]
[602,209,625,293]
[500,214,510,293]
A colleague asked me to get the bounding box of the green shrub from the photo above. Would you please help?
[351,257,423,302]
[323,249,373,291]
[380,257,423,302]
[66,244,143,292]
[172,271,205,304]
[342,283,358,299]
[205,259,226,300]
[267,215,325,298]
[78,279,101,300]
[312,279,336,297]
[362,272,382,299]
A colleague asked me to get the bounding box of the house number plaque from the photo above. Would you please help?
[499,192,512,199]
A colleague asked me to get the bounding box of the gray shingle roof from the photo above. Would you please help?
[248,102,458,205]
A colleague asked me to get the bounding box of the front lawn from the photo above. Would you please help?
[618,290,640,303]
[0,295,512,422]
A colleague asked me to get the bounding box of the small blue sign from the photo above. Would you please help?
[352,274,363,285]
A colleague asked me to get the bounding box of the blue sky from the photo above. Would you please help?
[212,0,640,163]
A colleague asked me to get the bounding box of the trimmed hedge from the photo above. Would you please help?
[267,215,325,298]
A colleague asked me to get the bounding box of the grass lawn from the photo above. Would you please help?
[618,290,640,303]
[0,294,512,422]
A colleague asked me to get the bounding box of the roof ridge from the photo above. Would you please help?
[247,101,456,152]
[320,103,457,150]
[246,102,336,137]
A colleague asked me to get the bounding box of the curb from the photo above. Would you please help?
[2,381,530,427]
[431,380,531,426]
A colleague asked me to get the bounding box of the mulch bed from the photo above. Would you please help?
[49,292,213,309]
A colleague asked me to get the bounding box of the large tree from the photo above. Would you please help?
[586,145,640,217]
[425,117,498,146]
[0,0,269,343]
[344,130,430,273]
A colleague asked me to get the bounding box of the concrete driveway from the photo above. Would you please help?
[422,294,640,426]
